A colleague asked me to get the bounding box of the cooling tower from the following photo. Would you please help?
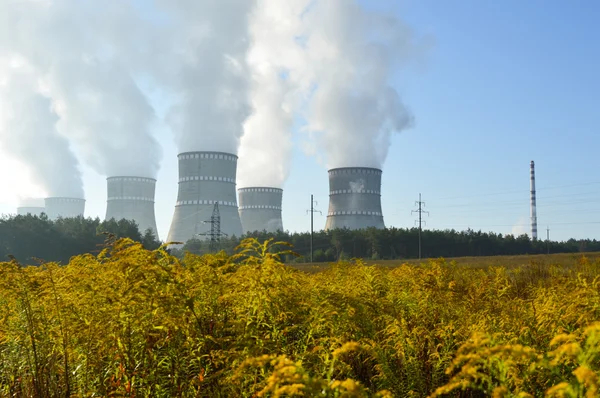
[17,207,45,216]
[105,176,158,236]
[238,187,284,234]
[17,198,45,216]
[325,167,385,230]
[44,197,85,220]
[167,151,243,243]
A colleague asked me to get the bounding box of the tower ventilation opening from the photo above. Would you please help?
[325,167,385,231]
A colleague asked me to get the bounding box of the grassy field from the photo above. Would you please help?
[0,239,599,397]
[292,251,600,272]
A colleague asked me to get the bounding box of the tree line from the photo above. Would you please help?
[0,214,160,264]
[178,227,600,262]
[2,213,598,264]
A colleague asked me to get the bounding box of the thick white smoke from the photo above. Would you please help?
[238,0,420,187]
[236,60,293,188]
[0,64,84,198]
[299,1,418,169]
[237,1,308,188]
[154,0,255,155]
[0,0,161,178]
[1,0,419,196]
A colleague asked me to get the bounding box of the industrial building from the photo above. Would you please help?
[325,167,385,230]
[17,198,45,216]
[105,176,158,236]
[44,197,85,220]
[238,187,283,234]
[167,151,243,243]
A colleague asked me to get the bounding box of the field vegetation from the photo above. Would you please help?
[230,228,600,262]
[4,214,600,266]
[0,238,599,397]
[294,251,600,272]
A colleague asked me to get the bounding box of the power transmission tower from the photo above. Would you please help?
[411,193,429,259]
[198,202,227,253]
[306,194,322,263]
[546,226,550,254]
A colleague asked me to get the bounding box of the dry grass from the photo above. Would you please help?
[0,238,599,397]
[292,251,600,272]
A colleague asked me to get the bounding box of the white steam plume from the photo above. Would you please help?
[155,0,255,155]
[292,0,421,169]
[239,0,422,186]
[237,1,309,188]
[0,0,161,178]
[0,65,84,198]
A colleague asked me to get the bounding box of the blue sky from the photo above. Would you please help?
[1,0,598,243]
[283,0,600,242]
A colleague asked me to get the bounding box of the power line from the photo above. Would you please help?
[440,206,600,219]
[539,189,600,200]
[432,180,600,202]
[429,199,527,210]
[427,194,600,216]
[540,180,600,191]
[306,194,322,263]
[430,221,600,228]
[429,191,600,211]
[197,202,227,253]
[411,193,429,259]
[435,189,528,201]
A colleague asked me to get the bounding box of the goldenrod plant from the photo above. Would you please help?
[0,237,598,396]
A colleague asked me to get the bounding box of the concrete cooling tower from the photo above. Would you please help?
[44,197,85,220]
[325,167,385,230]
[105,176,158,236]
[238,187,283,234]
[17,198,45,216]
[17,207,45,216]
[167,151,243,243]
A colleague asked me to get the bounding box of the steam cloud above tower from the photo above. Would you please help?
[0,0,421,220]
[0,0,161,179]
[238,0,423,186]
[237,1,304,188]
[158,0,255,155]
[0,65,83,198]
[299,1,421,169]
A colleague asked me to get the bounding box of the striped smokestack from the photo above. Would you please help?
[530,160,537,240]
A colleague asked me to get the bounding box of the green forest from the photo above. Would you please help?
[180,228,600,263]
[0,214,161,264]
[2,214,598,265]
